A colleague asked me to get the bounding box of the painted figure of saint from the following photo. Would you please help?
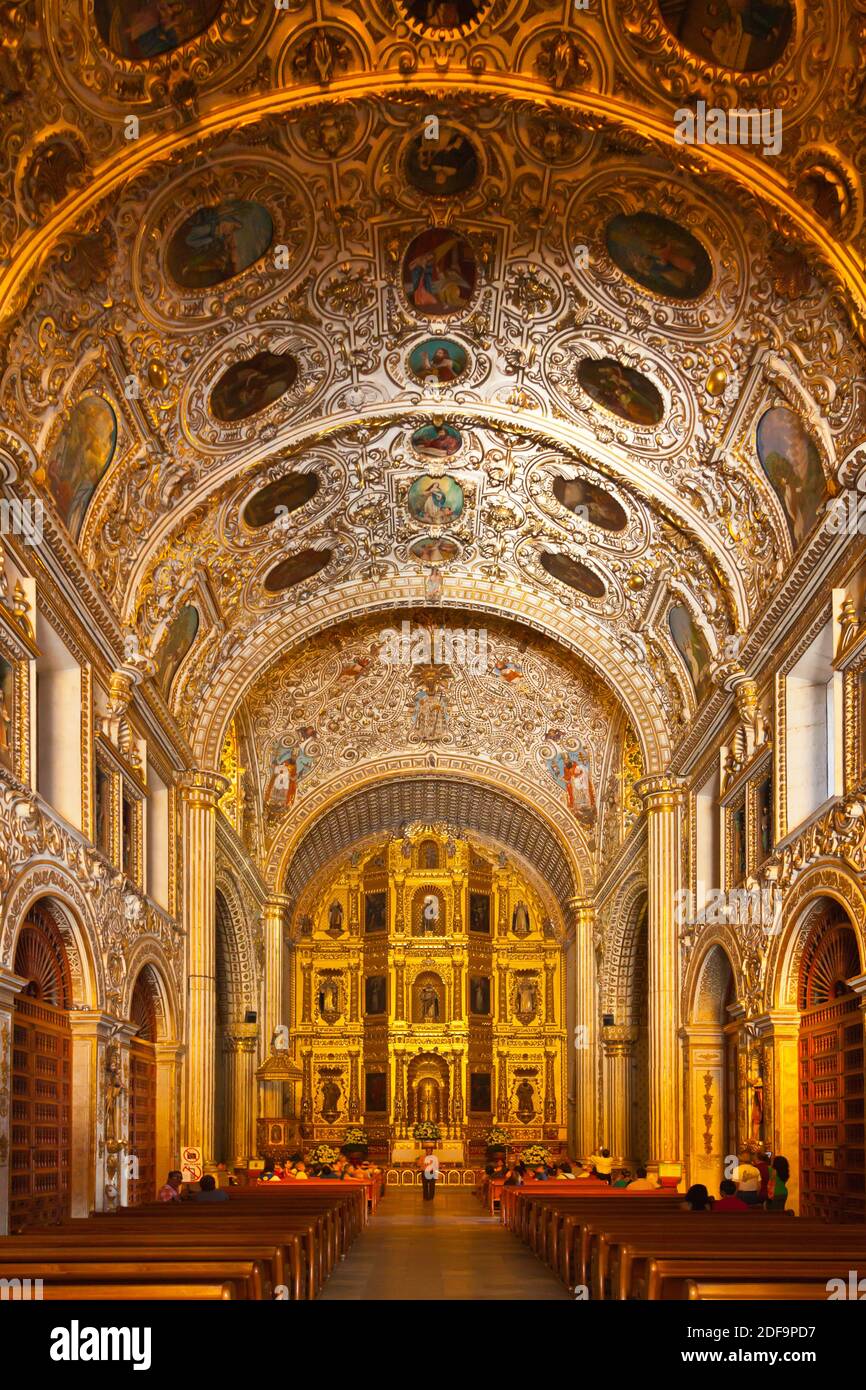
[515,977,536,1014]
[422,893,440,932]
[412,684,449,742]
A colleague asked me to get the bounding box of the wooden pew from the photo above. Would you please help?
[0,1258,266,1300]
[38,1283,236,1300]
[686,1279,834,1301]
[645,1255,860,1301]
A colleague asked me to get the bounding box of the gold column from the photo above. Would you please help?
[568,896,597,1159]
[179,768,228,1161]
[223,1023,258,1162]
[601,1025,638,1166]
[261,893,291,1117]
[348,1049,361,1121]
[637,774,686,1168]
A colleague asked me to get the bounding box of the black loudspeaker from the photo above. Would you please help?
[602,1013,615,1027]
[244,1010,257,1023]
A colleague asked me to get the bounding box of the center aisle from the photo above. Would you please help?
[318,1187,572,1300]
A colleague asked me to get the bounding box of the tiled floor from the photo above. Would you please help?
[319,1188,572,1300]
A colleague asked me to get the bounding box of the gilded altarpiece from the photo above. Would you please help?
[289,828,566,1159]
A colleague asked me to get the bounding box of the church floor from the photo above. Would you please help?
[318,1188,572,1301]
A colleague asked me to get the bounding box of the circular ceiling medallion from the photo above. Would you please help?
[210,351,298,423]
[263,548,332,593]
[402,228,477,319]
[656,0,793,74]
[408,475,464,525]
[398,0,494,37]
[577,357,664,428]
[404,127,480,198]
[410,422,462,460]
[94,0,223,61]
[243,472,320,529]
[166,200,273,290]
[552,475,628,533]
[539,552,605,599]
[408,535,463,565]
[407,337,470,386]
[605,212,712,302]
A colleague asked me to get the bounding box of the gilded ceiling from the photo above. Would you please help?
[1,0,865,888]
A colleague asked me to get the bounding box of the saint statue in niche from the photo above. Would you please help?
[419,983,441,1021]
[422,893,440,932]
[512,901,530,937]
[417,1078,440,1123]
[515,977,537,1017]
[318,977,339,1017]
[327,900,344,935]
[321,1079,341,1123]
[515,1079,535,1121]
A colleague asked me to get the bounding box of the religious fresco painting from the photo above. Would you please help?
[755,406,826,549]
[155,604,199,695]
[539,551,605,599]
[552,474,628,532]
[410,422,462,459]
[94,0,223,61]
[365,1072,387,1112]
[577,357,664,427]
[756,774,773,860]
[658,0,793,73]
[407,474,464,525]
[404,128,479,197]
[546,743,596,824]
[263,548,332,593]
[407,337,469,384]
[0,654,14,772]
[365,890,387,933]
[470,975,491,1015]
[365,974,387,1015]
[730,804,747,884]
[408,535,462,566]
[263,731,316,812]
[469,892,490,934]
[243,472,319,528]
[605,211,713,300]
[50,395,118,539]
[668,602,713,705]
[166,200,273,289]
[95,765,112,855]
[402,228,477,316]
[402,0,486,30]
[469,1072,492,1113]
[210,350,298,422]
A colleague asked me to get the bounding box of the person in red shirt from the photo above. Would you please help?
[714,1178,749,1212]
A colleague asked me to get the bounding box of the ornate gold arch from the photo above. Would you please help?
[768,860,866,1013]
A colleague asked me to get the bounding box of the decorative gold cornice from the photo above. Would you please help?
[177,768,231,808]
[635,773,687,811]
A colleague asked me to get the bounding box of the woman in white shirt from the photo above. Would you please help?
[421,1147,440,1202]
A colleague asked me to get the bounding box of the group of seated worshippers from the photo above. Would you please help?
[157,1169,233,1202]
[679,1151,789,1213]
[257,1153,382,1183]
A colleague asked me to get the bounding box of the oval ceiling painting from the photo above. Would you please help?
[657,0,792,73]
[166,200,273,290]
[94,0,223,61]
[156,604,199,695]
[211,351,298,423]
[402,228,477,318]
[404,127,480,198]
[408,338,469,385]
[552,475,628,533]
[264,548,332,594]
[756,406,826,550]
[50,395,118,539]
[578,357,664,428]
[411,422,462,460]
[605,212,712,301]
[243,473,320,529]
[539,552,606,599]
[408,474,464,525]
[408,535,462,566]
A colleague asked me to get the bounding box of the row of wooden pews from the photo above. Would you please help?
[500,1185,866,1299]
[0,1181,371,1301]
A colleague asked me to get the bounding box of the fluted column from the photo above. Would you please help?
[602,1025,638,1166]
[260,893,291,1117]
[568,896,597,1158]
[637,774,686,1167]
[179,768,228,1161]
[223,1023,258,1162]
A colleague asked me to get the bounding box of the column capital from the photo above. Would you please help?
[0,966,27,1013]
[177,768,230,806]
[601,1024,638,1052]
[223,1022,258,1052]
[567,895,595,930]
[635,773,687,810]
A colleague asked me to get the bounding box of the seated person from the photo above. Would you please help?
[589,1148,613,1183]
[681,1183,712,1211]
[194,1173,230,1203]
[612,1169,631,1188]
[626,1166,657,1190]
[767,1155,789,1211]
[733,1152,763,1206]
[317,1164,340,1180]
[258,1157,283,1184]
[556,1162,576,1180]
[533,1165,549,1181]
[158,1169,184,1202]
[289,1160,309,1180]
[503,1165,522,1187]
[714,1178,748,1212]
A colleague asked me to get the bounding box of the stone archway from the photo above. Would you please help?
[682,941,738,1195]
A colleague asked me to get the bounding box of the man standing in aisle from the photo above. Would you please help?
[421,1144,439,1202]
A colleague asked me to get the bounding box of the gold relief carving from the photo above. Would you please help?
[702,1072,714,1156]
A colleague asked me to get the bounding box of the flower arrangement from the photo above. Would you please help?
[520,1144,552,1168]
[484,1126,509,1147]
[343,1127,369,1147]
[413,1121,441,1142]
[307,1143,340,1166]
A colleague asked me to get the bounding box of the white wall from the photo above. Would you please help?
[146,763,170,910]
[695,765,720,913]
[786,619,840,831]
[35,617,82,831]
